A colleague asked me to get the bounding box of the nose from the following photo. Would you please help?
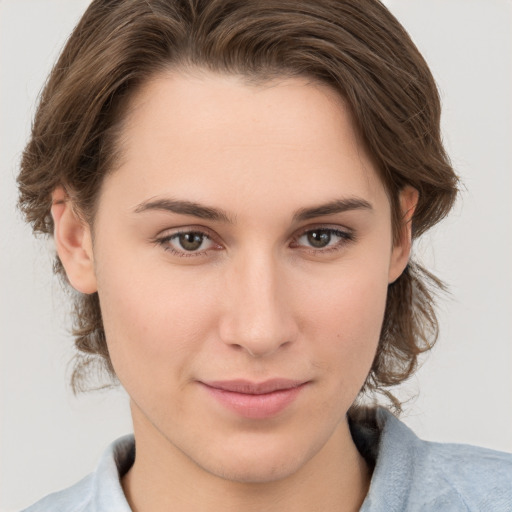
[218,251,298,358]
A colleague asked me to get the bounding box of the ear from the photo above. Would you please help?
[388,186,419,284]
[51,187,97,294]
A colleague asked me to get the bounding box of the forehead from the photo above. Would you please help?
[103,70,386,217]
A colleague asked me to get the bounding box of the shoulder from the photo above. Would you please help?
[420,435,512,482]
[417,437,512,509]
[21,475,94,512]
[21,435,134,512]
[360,408,512,511]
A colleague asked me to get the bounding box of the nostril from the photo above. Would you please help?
[240,338,291,359]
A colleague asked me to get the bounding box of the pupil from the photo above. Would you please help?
[307,230,331,248]
[179,232,203,251]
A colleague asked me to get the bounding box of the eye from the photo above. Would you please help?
[293,227,354,252]
[157,230,218,256]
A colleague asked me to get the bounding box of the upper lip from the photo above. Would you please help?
[201,379,308,395]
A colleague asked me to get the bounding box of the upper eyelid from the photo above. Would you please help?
[156,225,217,240]
[292,223,354,239]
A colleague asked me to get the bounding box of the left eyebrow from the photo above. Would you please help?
[292,198,373,222]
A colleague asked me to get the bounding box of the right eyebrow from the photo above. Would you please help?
[133,198,235,224]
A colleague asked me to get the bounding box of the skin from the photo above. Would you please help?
[52,71,417,512]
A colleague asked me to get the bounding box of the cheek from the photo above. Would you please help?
[95,252,220,389]
[300,262,389,392]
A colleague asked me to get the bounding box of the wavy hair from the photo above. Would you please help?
[17,0,458,410]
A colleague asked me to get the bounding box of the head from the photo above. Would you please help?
[18,0,457,421]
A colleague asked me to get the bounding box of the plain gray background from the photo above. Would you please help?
[1,1,511,510]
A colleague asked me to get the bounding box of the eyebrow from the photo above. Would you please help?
[134,198,235,223]
[292,198,373,222]
[133,196,372,223]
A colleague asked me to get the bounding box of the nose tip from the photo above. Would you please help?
[231,332,292,359]
[218,258,297,358]
[219,298,294,358]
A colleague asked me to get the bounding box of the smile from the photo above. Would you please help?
[200,379,309,419]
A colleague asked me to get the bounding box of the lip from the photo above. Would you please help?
[200,379,309,419]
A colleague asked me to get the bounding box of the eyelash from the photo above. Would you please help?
[154,225,356,259]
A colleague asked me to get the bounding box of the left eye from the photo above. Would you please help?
[296,228,352,249]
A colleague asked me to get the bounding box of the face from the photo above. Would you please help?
[55,71,414,483]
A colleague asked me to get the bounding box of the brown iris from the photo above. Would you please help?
[178,232,205,251]
[307,229,332,248]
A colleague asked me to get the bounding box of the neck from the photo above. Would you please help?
[122,408,371,512]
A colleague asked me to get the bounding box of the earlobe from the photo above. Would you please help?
[388,186,419,284]
[51,187,97,294]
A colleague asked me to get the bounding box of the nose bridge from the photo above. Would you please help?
[219,248,294,357]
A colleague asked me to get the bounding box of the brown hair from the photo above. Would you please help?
[17,0,458,410]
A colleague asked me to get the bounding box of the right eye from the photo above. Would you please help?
[156,230,219,257]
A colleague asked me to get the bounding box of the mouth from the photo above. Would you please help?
[199,379,310,419]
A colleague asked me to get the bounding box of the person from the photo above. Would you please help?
[16,0,512,510]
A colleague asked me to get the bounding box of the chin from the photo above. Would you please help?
[192,432,323,485]
[205,452,305,485]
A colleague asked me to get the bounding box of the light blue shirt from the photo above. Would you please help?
[22,409,512,511]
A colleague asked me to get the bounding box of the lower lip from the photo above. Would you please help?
[201,383,307,419]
